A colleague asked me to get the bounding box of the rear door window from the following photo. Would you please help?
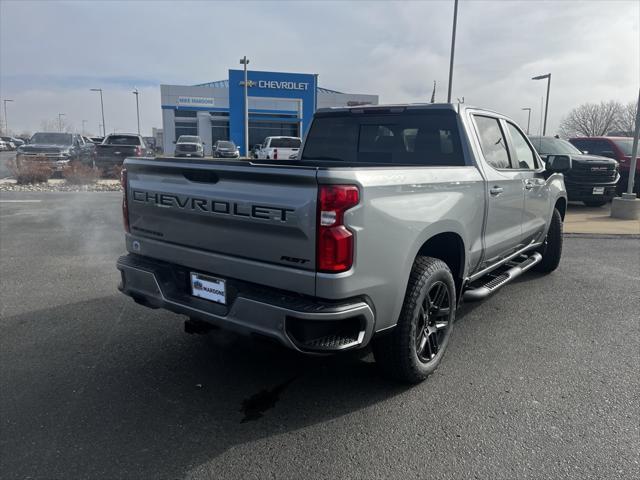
[106,135,141,146]
[473,115,511,169]
[505,122,537,169]
[301,109,465,166]
[270,138,301,148]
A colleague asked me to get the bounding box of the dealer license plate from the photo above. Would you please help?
[592,187,605,195]
[190,273,226,305]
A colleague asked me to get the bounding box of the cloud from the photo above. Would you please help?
[1,0,638,136]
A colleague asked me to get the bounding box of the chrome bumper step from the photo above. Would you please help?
[463,252,542,302]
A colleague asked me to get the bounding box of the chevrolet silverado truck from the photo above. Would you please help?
[96,133,149,173]
[117,104,568,383]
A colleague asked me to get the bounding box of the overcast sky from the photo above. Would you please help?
[1,0,638,137]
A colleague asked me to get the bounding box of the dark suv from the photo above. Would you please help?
[530,136,619,206]
[569,137,637,195]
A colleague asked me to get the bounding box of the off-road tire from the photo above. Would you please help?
[372,257,456,384]
[534,208,563,273]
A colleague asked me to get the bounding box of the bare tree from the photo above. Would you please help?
[613,101,637,136]
[558,101,622,137]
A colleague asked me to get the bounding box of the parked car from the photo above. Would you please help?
[16,132,94,171]
[11,137,26,148]
[255,136,302,160]
[212,140,239,158]
[82,136,98,164]
[529,136,619,206]
[90,136,104,144]
[569,136,638,194]
[117,103,568,384]
[1,137,16,150]
[174,135,204,158]
[95,134,149,173]
[0,139,8,151]
[250,144,262,159]
[10,137,25,148]
[143,137,157,153]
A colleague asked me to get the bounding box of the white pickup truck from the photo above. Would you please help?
[255,136,302,160]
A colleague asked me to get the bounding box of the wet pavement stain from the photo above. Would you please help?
[240,376,298,423]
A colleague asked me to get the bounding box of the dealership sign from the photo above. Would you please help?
[241,80,309,91]
[177,96,215,107]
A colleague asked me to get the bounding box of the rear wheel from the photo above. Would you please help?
[534,208,563,273]
[583,200,606,207]
[373,257,455,383]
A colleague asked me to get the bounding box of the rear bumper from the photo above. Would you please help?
[116,254,375,353]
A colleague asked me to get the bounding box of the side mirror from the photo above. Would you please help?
[546,154,572,173]
[172,140,176,144]
[582,150,589,154]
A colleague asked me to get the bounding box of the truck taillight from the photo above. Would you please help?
[121,168,130,233]
[317,185,359,273]
[273,148,278,160]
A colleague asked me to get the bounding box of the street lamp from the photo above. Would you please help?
[532,74,551,135]
[90,88,106,137]
[521,107,532,135]
[132,88,140,135]
[240,56,250,157]
[447,0,459,103]
[57,113,65,132]
[3,99,14,135]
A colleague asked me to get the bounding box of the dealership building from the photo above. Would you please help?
[161,69,378,155]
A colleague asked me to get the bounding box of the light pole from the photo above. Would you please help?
[82,119,87,136]
[57,113,65,132]
[521,107,532,134]
[447,0,459,103]
[532,74,551,135]
[132,88,140,135]
[240,56,250,157]
[3,99,13,135]
[90,88,106,137]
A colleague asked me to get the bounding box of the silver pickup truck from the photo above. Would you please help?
[117,104,568,383]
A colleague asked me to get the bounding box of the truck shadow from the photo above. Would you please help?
[1,295,410,479]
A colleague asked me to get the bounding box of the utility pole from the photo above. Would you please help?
[82,120,87,136]
[57,113,65,132]
[132,88,140,135]
[521,107,532,134]
[90,88,106,137]
[532,74,551,135]
[240,56,250,157]
[3,99,14,135]
[447,0,459,103]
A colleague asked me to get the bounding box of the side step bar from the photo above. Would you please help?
[463,252,542,302]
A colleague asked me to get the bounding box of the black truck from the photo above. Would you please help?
[529,136,619,207]
[96,134,150,174]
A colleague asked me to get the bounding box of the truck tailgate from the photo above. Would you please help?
[125,158,319,275]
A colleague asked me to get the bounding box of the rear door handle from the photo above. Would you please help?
[490,186,504,196]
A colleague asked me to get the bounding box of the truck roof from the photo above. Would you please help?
[315,103,503,117]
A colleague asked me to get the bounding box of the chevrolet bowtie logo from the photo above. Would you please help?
[239,80,256,87]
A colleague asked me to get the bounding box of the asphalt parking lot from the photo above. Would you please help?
[0,192,638,480]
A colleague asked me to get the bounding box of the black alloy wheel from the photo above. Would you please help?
[415,281,452,363]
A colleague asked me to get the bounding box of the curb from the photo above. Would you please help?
[564,232,640,239]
